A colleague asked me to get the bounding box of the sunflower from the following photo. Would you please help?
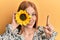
[15,10,31,26]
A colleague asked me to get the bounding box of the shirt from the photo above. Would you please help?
[0,24,57,40]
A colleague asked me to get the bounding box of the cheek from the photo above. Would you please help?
[32,16,36,21]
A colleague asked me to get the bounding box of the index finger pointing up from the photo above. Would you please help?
[46,15,49,26]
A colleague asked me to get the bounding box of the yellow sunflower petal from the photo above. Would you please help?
[15,10,31,26]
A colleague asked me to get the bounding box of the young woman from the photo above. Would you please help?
[0,1,57,40]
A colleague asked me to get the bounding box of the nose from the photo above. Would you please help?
[30,17,34,22]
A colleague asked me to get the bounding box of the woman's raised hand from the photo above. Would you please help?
[11,13,19,31]
[44,15,54,38]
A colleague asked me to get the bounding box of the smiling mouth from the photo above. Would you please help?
[27,21,34,25]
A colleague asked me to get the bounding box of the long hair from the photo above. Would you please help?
[17,1,38,34]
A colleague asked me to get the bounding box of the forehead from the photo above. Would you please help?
[25,6,35,14]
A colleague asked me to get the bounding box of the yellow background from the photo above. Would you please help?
[0,0,60,40]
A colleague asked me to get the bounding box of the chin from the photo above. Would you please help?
[27,26,33,29]
[26,22,34,29]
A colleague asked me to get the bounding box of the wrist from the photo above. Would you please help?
[11,23,17,31]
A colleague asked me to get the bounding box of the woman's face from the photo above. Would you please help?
[25,6,36,29]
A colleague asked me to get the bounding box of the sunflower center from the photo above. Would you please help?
[20,14,27,21]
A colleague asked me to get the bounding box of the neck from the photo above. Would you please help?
[23,27,35,35]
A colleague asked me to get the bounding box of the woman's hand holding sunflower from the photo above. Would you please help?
[11,10,31,31]
[11,13,19,31]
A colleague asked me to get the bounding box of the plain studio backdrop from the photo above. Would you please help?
[0,0,60,40]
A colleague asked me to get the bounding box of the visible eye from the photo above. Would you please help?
[31,12,36,16]
[32,13,36,16]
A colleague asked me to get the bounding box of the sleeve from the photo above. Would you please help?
[48,31,57,40]
[0,24,19,40]
[5,24,18,34]
[38,26,57,40]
